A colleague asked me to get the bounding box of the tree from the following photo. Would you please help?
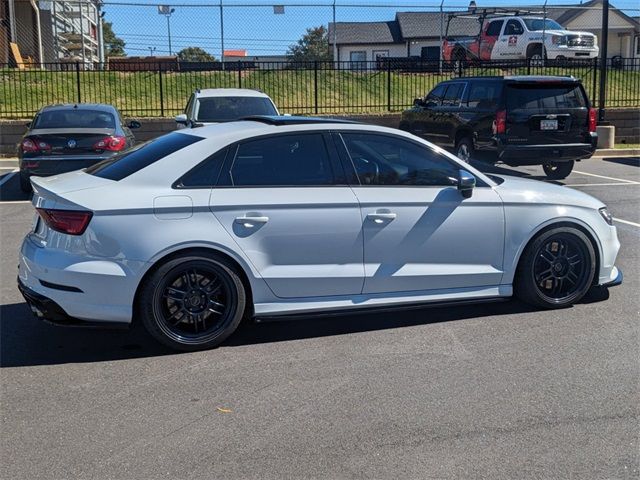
[287,26,332,62]
[103,21,126,57]
[177,47,217,62]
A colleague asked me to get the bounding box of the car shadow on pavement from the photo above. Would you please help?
[470,160,564,184]
[601,157,640,168]
[2,288,609,367]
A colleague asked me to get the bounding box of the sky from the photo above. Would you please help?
[101,0,640,58]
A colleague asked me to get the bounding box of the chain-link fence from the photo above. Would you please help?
[1,0,639,118]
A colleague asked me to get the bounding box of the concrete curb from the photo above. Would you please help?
[594,148,640,158]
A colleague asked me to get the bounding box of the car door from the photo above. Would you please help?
[481,20,504,60]
[209,132,364,299]
[337,131,504,295]
[410,83,446,143]
[496,19,526,59]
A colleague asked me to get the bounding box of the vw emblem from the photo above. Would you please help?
[67,139,77,149]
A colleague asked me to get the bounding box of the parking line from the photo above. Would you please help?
[0,200,31,205]
[0,171,16,187]
[568,182,640,187]
[614,218,640,228]
[573,170,640,184]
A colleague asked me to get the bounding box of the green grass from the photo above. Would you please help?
[1,65,638,119]
[613,143,640,149]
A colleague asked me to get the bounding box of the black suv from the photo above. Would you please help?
[400,76,597,179]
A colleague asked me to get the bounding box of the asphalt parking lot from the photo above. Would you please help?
[1,156,638,479]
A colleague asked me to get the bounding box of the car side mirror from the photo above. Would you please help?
[424,100,437,108]
[25,121,31,128]
[127,120,141,129]
[175,114,188,125]
[458,169,476,198]
[413,98,423,107]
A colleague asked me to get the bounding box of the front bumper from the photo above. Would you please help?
[600,266,623,287]
[546,46,599,60]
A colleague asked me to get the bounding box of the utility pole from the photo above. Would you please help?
[332,0,337,62]
[220,0,225,66]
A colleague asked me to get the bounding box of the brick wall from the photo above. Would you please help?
[1,111,637,156]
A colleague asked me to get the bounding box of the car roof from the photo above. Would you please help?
[194,88,271,98]
[442,75,579,83]
[39,103,118,113]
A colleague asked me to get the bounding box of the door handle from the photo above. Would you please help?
[367,211,397,224]
[235,215,269,227]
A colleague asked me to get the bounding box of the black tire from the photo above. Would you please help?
[455,137,474,164]
[543,160,574,180]
[515,227,596,309]
[138,252,246,351]
[527,45,546,66]
[19,172,32,193]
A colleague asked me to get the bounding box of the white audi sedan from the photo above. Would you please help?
[18,116,622,351]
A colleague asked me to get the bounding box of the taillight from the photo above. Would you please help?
[36,208,93,235]
[588,107,597,133]
[493,110,506,135]
[21,137,50,153]
[93,135,126,152]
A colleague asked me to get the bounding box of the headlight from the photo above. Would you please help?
[551,35,567,45]
[599,207,614,225]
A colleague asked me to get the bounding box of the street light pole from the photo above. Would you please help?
[166,14,172,55]
[220,0,225,66]
[148,46,156,57]
[158,6,175,56]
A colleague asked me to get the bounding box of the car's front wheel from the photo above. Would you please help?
[138,252,246,351]
[515,227,596,308]
[543,160,574,180]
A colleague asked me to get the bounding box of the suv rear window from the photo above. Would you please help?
[86,132,204,180]
[506,83,587,110]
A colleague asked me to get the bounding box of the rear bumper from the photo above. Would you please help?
[498,139,597,164]
[19,155,113,177]
[18,278,129,328]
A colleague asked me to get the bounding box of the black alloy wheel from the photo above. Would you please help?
[140,254,246,351]
[515,227,596,308]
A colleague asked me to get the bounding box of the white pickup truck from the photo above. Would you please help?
[443,16,599,64]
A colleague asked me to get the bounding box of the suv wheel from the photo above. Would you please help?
[515,227,596,308]
[455,137,474,164]
[139,252,246,351]
[528,45,546,66]
[543,160,574,180]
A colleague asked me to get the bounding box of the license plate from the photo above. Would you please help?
[540,119,558,130]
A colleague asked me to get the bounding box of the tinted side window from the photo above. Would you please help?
[486,20,504,36]
[426,84,447,105]
[467,82,502,108]
[341,133,459,187]
[86,132,204,180]
[227,134,335,187]
[506,84,587,110]
[442,83,464,106]
[176,148,228,188]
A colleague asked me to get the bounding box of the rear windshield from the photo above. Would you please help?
[506,84,587,110]
[34,109,115,129]
[195,97,277,122]
[86,132,204,180]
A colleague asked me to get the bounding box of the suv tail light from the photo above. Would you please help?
[93,135,126,152]
[588,107,597,133]
[36,208,93,235]
[21,137,51,153]
[493,110,507,135]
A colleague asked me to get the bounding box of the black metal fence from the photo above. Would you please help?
[1,58,638,118]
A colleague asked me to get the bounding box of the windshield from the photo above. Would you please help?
[33,109,115,129]
[523,18,563,31]
[195,97,278,122]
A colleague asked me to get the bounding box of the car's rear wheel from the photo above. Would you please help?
[19,172,32,193]
[455,137,474,164]
[515,227,596,308]
[139,253,246,351]
[543,160,574,180]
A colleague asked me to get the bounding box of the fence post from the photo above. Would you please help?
[314,61,319,114]
[598,0,609,121]
[238,62,242,88]
[75,62,81,103]
[158,64,164,117]
[592,56,598,107]
[387,60,391,111]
